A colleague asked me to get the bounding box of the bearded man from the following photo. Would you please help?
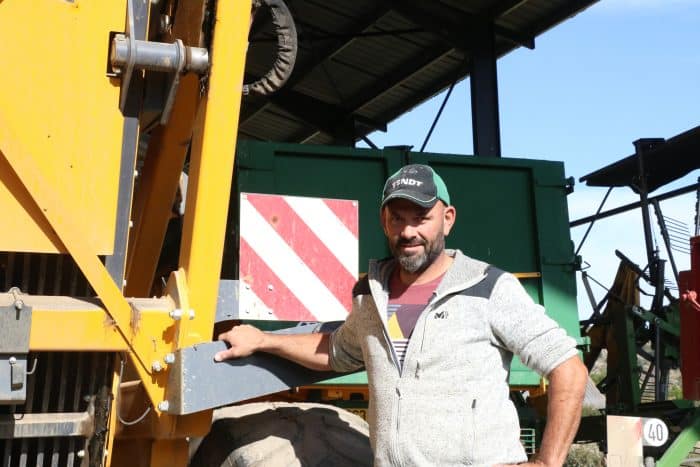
[216,164,587,467]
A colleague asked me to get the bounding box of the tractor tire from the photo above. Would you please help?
[189,402,372,467]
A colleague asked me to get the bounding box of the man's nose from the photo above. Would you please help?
[400,224,417,239]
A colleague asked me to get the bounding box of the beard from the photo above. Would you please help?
[390,231,445,274]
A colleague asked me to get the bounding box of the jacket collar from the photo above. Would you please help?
[368,249,490,304]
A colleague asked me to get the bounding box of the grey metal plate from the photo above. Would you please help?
[216,280,240,322]
[0,355,27,404]
[165,322,348,415]
[0,304,31,353]
[0,412,93,439]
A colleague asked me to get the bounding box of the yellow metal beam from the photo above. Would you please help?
[124,76,199,297]
[0,293,173,355]
[0,0,125,254]
[177,0,251,348]
[124,0,209,296]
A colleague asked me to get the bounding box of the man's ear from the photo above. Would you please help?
[443,205,456,236]
[379,206,389,236]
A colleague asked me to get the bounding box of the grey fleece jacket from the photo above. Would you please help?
[329,250,577,467]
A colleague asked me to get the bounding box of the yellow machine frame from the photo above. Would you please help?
[0,0,251,465]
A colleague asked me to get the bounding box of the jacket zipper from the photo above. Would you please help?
[390,387,404,466]
[367,261,401,371]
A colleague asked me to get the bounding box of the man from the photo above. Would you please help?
[215,164,588,466]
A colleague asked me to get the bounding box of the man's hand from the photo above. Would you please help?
[213,324,333,371]
[215,324,266,361]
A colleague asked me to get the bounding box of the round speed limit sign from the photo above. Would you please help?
[642,418,669,447]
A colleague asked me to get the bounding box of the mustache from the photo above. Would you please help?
[397,239,425,247]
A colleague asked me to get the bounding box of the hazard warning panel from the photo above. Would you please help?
[238,193,359,321]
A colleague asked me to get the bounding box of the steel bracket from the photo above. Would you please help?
[109,0,210,122]
[0,289,32,404]
[164,322,346,415]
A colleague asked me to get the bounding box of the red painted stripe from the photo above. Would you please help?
[239,238,317,321]
[323,198,359,238]
[245,194,354,312]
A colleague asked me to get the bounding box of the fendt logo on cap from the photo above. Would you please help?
[391,178,423,189]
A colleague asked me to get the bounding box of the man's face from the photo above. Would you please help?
[381,199,455,274]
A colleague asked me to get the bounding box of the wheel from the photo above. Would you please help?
[189,402,372,467]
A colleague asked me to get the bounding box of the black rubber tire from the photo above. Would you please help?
[189,402,372,467]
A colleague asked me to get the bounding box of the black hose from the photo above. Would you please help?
[243,0,297,96]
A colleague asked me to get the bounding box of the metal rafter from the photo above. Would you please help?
[293,45,457,143]
[388,0,534,51]
[489,0,528,18]
[268,87,387,136]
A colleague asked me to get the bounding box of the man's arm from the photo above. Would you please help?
[214,324,332,371]
[497,355,588,467]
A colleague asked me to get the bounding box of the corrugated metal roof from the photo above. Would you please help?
[239,0,598,145]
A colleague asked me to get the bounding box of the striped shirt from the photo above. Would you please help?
[388,270,443,368]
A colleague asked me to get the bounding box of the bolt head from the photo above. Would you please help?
[188,309,195,320]
[151,360,163,372]
[77,450,85,459]
[157,400,170,412]
[8,356,17,365]
[169,308,183,320]
[164,353,176,364]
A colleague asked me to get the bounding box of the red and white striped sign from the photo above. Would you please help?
[238,193,359,321]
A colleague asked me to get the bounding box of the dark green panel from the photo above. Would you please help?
[231,141,582,386]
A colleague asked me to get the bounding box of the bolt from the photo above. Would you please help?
[13,299,24,311]
[129,220,134,228]
[77,450,85,459]
[151,360,163,372]
[8,356,17,365]
[133,170,139,178]
[157,400,169,412]
[188,309,195,320]
[164,353,176,364]
[267,284,274,292]
[169,308,183,320]
[159,14,171,34]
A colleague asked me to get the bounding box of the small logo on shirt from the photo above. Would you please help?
[434,311,449,319]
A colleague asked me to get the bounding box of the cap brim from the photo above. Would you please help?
[381,190,437,208]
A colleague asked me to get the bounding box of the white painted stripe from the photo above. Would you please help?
[284,196,358,278]
[241,197,348,320]
[238,286,276,320]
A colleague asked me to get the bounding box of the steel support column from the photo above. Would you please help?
[105,0,150,289]
[470,19,501,157]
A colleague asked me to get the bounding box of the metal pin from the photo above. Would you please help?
[169,309,183,320]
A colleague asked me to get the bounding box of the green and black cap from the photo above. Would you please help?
[381,164,450,208]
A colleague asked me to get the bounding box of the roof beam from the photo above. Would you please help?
[293,45,457,143]
[489,0,528,18]
[387,0,534,51]
[269,89,386,136]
